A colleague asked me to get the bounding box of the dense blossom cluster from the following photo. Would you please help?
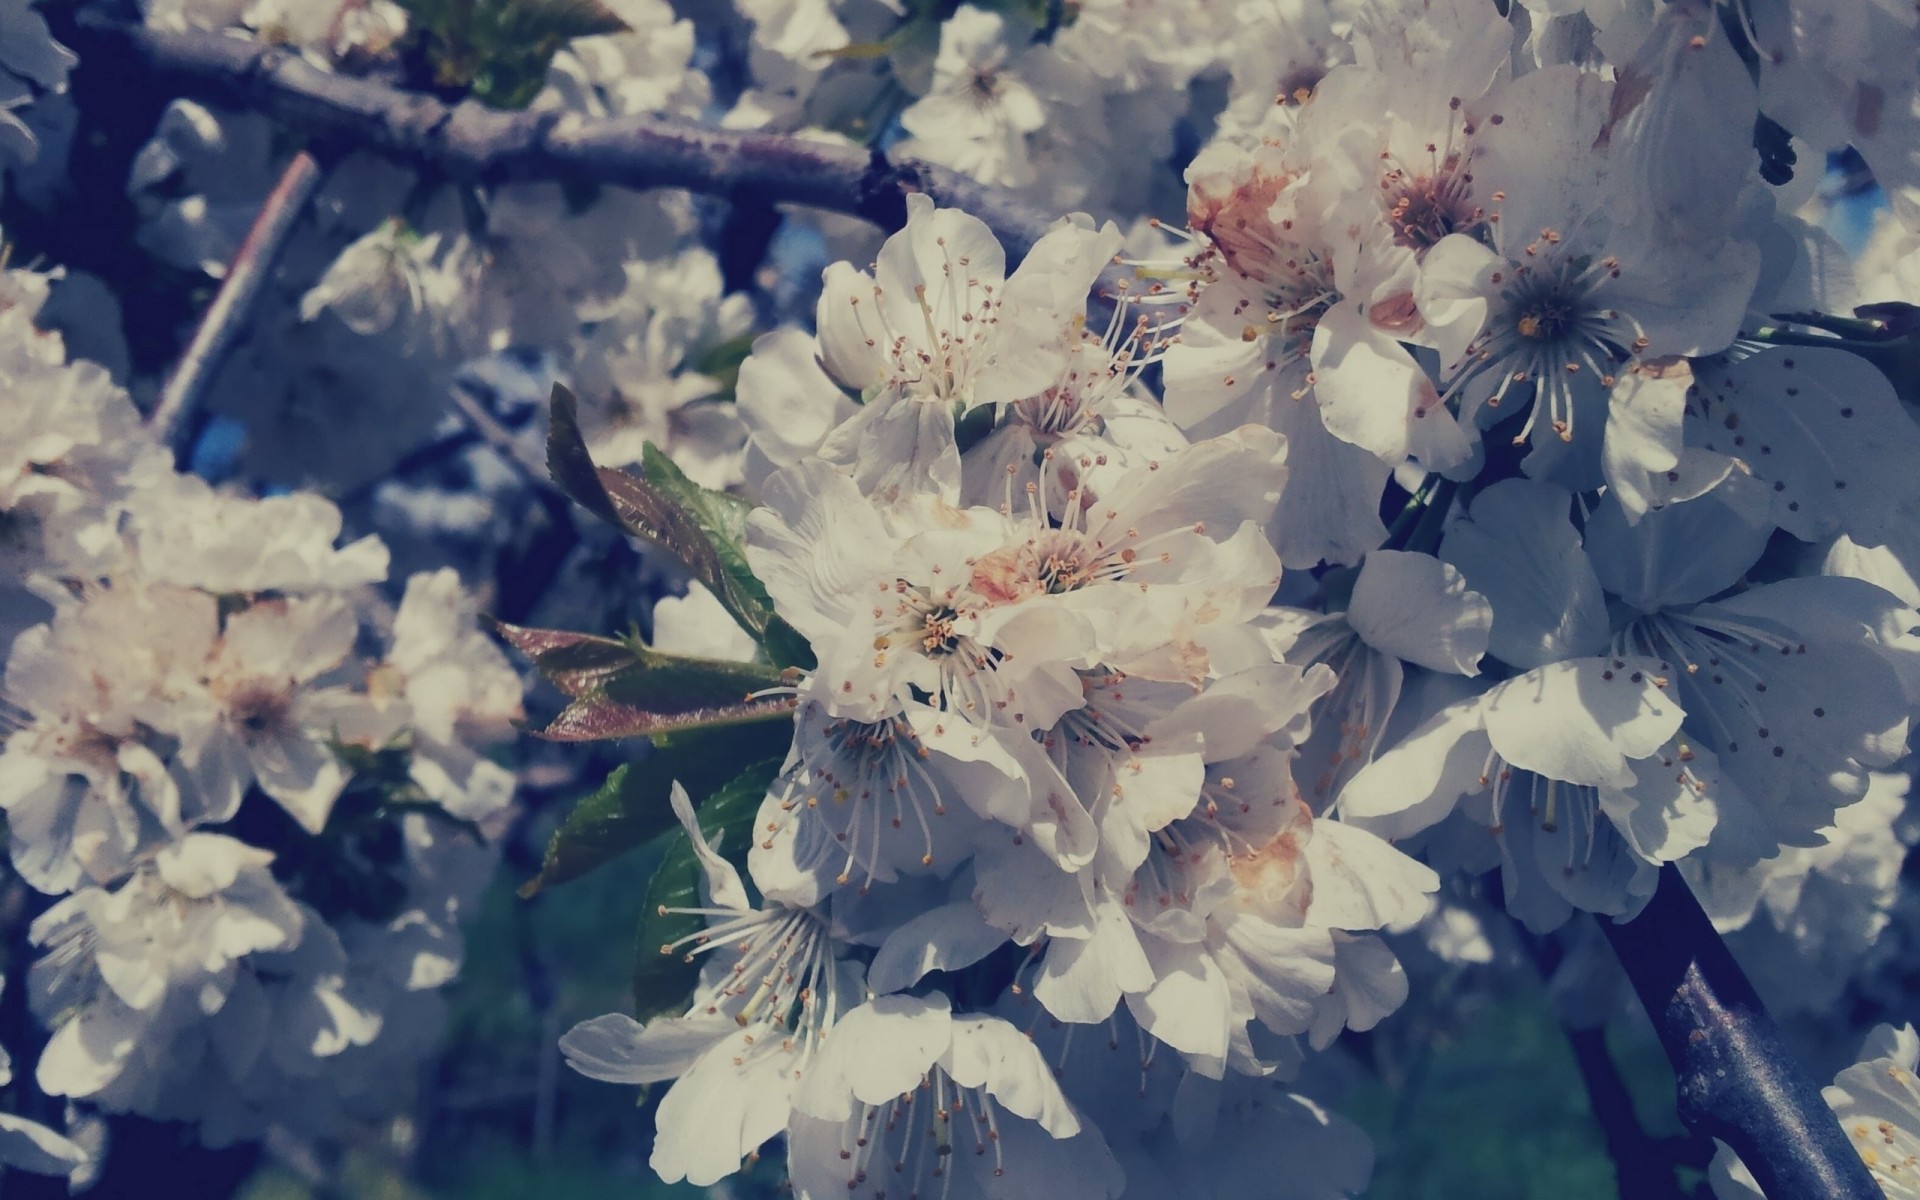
[0,269,525,1168]
[0,0,1913,1191]
[564,196,1431,1196]
[533,2,1920,1196]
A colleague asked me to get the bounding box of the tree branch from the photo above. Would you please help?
[1600,866,1886,1199]
[62,14,1068,261]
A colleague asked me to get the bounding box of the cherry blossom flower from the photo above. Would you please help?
[562,784,860,1186]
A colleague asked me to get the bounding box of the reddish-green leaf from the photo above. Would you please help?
[494,618,796,743]
[545,386,777,641]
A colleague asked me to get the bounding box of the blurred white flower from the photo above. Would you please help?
[128,474,389,595]
[568,249,756,489]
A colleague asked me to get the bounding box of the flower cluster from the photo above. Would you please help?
[560,194,1438,1197]
[0,268,525,1158]
[532,1,1920,1195]
[1,0,1917,1189]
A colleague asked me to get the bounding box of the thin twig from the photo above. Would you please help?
[145,149,327,455]
[1599,866,1886,1200]
[1564,1026,1693,1200]
[446,384,547,483]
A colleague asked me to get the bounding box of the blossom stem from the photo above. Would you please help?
[1598,865,1886,1200]
[1382,475,1442,550]
[1395,478,1457,557]
[145,149,328,458]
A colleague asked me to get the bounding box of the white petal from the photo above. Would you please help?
[1032,894,1152,1024]
[744,460,891,650]
[1601,360,1736,521]
[944,1014,1081,1137]
[1268,396,1391,568]
[1337,692,1492,840]
[1482,658,1683,790]
[1317,933,1408,1037]
[1130,938,1233,1064]
[972,841,1094,943]
[1583,482,1771,613]
[1689,347,1920,544]
[0,1113,86,1176]
[1302,821,1439,932]
[1439,479,1609,669]
[793,993,951,1121]
[1413,234,1502,373]
[1346,550,1492,675]
[1600,738,1722,864]
[1215,912,1338,1036]
[1313,306,1472,471]
[559,1012,733,1085]
[867,901,1006,995]
[651,1032,798,1185]
[669,781,751,911]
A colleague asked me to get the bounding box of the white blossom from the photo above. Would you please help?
[562,783,859,1186]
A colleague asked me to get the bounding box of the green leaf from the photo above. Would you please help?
[688,331,760,401]
[886,15,943,95]
[630,758,782,1019]
[812,38,896,61]
[397,0,629,109]
[763,616,817,673]
[546,386,778,641]
[637,441,777,630]
[492,619,797,743]
[518,724,791,897]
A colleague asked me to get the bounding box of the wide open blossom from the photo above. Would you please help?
[745,457,1084,729]
[1257,548,1492,810]
[747,678,1024,902]
[1340,654,1704,931]
[1411,42,1762,491]
[31,834,308,1107]
[896,6,1051,190]
[171,594,378,834]
[562,783,861,1186]
[1161,143,1402,568]
[787,992,1125,1200]
[809,197,1122,505]
[0,580,212,890]
[959,661,1434,1076]
[567,248,757,489]
[369,568,525,822]
[1446,477,1915,860]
